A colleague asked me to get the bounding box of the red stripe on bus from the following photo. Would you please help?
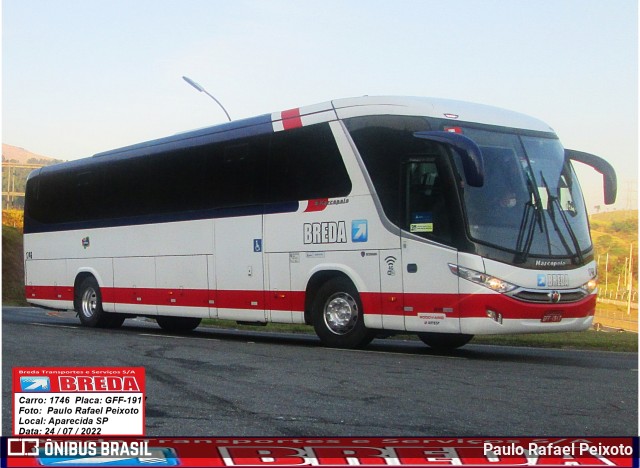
[103,288,209,308]
[304,199,329,212]
[25,285,74,301]
[25,286,596,320]
[456,293,596,320]
[281,108,303,130]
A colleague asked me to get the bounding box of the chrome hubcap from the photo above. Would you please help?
[81,287,97,318]
[324,292,358,335]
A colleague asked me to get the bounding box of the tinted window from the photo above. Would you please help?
[101,156,159,218]
[29,167,103,223]
[345,116,432,225]
[269,124,351,202]
[403,158,453,244]
[25,123,349,226]
[215,139,268,207]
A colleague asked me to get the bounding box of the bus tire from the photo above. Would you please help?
[312,277,375,349]
[104,315,126,328]
[156,316,201,332]
[76,276,123,328]
[417,332,473,350]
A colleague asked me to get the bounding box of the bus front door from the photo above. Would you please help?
[400,159,461,334]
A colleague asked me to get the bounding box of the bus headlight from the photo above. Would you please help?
[449,264,517,293]
[581,278,598,294]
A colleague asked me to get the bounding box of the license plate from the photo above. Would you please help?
[541,312,563,323]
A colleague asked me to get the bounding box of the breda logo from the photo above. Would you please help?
[303,221,347,245]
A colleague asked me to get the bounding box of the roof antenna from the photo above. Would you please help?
[182,76,232,122]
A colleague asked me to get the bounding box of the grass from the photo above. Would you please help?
[471,330,637,352]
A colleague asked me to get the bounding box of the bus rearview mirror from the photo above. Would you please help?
[413,131,485,187]
[565,149,617,205]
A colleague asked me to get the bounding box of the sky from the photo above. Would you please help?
[2,0,638,211]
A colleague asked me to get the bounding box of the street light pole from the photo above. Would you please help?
[182,76,232,122]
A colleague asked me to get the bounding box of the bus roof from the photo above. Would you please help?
[83,96,554,162]
[331,96,554,133]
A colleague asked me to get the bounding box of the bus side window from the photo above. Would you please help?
[73,170,103,221]
[404,160,452,244]
[215,141,267,208]
[268,124,351,203]
[102,158,158,218]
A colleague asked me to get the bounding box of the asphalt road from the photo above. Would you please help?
[3,306,637,436]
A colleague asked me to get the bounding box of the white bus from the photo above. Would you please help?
[23,96,617,349]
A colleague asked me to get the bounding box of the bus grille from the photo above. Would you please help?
[512,290,587,304]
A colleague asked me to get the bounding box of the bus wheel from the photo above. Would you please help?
[417,332,473,350]
[156,316,201,332]
[312,277,375,349]
[76,276,123,328]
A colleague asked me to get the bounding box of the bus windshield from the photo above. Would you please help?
[457,127,591,261]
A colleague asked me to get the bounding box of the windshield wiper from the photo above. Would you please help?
[539,172,584,265]
[514,176,545,264]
